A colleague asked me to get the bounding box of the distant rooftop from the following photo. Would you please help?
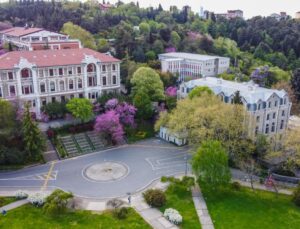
[159,52,229,61]
[183,77,288,104]
[0,27,44,37]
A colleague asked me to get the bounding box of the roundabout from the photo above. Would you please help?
[83,162,129,182]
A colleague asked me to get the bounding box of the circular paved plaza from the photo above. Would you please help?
[0,139,190,199]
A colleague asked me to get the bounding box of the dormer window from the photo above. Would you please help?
[21,68,31,78]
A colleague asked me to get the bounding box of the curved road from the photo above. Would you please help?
[0,139,190,199]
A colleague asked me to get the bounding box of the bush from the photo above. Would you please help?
[15,190,28,200]
[43,189,73,216]
[28,193,46,207]
[113,207,129,219]
[143,189,166,207]
[292,184,300,207]
[107,198,125,210]
[231,181,242,191]
[164,208,183,225]
[161,176,168,183]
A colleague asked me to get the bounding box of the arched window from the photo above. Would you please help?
[87,63,96,73]
[21,68,31,78]
[112,75,117,85]
[59,81,65,91]
[69,79,74,90]
[50,81,55,92]
[78,79,82,89]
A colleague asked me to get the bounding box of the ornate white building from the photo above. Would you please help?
[158,52,230,81]
[0,48,121,118]
[179,77,292,138]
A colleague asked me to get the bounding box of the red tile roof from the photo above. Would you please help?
[0,27,44,37]
[0,48,120,70]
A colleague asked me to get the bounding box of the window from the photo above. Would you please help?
[77,67,81,74]
[258,103,261,110]
[50,82,55,92]
[40,83,46,93]
[112,75,117,85]
[256,116,260,123]
[273,112,276,119]
[267,114,270,120]
[59,81,65,91]
[112,64,116,71]
[102,65,106,72]
[284,98,287,104]
[51,97,56,103]
[8,72,13,80]
[265,124,269,134]
[69,79,74,90]
[61,96,65,102]
[102,77,107,86]
[38,69,44,77]
[282,110,285,116]
[271,122,275,132]
[255,126,259,136]
[42,99,47,106]
[79,93,83,98]
[87,64,96,73]
[68,68,73,75]
[275,100,278,107]
[49,69,54,77]
[59,68,63,76]
[0,87,2,97]
[280,120,284,129]
[9,85,16,96]
[268,101,271,108]
[78,79,82,89]
[22,85,33,94]
[88,76,96,87]
[21,69,31,78]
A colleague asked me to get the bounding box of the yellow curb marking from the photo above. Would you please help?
[41,161,55,191]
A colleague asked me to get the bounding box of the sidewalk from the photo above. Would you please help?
[0,199,29,212]
[192,184,214,229]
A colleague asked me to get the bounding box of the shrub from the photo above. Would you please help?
[143,189,166,207]
[292,184,300,207]
[231,181,242,191]
[161,176,168,183]
[28,193,46,207]
[164,208,183,225]
[107,198,125,210]
[43,189,73,216]
[15,190,28,200]
[113,207,129,219]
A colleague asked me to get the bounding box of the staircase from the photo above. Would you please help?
[60,135,80,157]
[58,131,107,158]
[87,131,106,151]
[74,133,93,154]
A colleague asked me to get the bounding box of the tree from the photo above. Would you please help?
[22,103,45,161]
[43,189,73,216]
[131,67,164,102]
[192,140,231,189]
[0,99,16,136]
[66,98,93,123]
[188,86,213,99]
[133,91,153,119]
[94,110,125,144]
[97,38,110,52]
[170,31,181,48]
[232,91,243,104]
[291,69,300,101]
[61,22,96,50]
[139,22,150,35]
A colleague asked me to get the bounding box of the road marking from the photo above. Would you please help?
[41,161,55,191]
[131,144,189,150]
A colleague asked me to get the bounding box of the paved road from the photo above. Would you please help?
[0,139,190,199]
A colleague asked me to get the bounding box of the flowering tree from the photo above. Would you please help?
[165,86,177,110]
[115,102,137,127]
[105,98,119,110]
[94,110,125,144]
[165,86,177,97]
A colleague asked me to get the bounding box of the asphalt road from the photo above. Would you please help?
[0,139,190,199]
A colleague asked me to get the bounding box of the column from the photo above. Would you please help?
[83,64,89,98]
[16,69,22,97]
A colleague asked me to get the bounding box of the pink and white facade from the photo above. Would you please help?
[0,48,120,118]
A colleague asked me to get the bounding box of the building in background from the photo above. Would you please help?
[178,77,291,138]
[296,12,300,19]
[0,48,120,118]
[270,12,289,21]
[0,26,81,51]
[159,52,230,81]
[215,10,243,20]
[99,2,114,12]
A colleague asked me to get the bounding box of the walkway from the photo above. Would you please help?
[0,199,28,212]
[192,184,214,229]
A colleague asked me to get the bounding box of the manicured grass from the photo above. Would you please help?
[160,183,201,229]
[0,204,151,229]
[0,197,16,207]
[202,185,300,229]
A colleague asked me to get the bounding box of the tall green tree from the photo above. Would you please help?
[188,86,213,99]
[66,98,93,123]
[0,99,16,136]
[192,140,231,189]
[22,104,45,161]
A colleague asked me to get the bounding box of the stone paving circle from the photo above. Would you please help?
[84,162,128,182]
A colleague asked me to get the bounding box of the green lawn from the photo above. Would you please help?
[0,197,16,207]
[0,204,151,229]
[160,183,201,229]
[202,185,300,229]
